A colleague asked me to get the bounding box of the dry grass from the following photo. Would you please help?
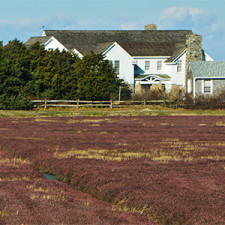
[0,176,31,182]
[53,138,225,162]
[0,208,9,217]
[2,107,225,118]
[29,193,65,201]
[216,121,225,126]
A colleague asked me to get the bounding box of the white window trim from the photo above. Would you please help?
[202,79,213,95]
[145,60,150,71]
[177,60,182,73]
[114,60,120,74]
[157,61,162,71]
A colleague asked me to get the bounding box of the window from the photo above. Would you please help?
[203,80,212,94]
[177,60,182,72]
[114,60,120,74]
[157,61,162,71]
[145,61,150,71]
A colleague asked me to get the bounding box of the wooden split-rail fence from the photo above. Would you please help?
[31,99,173,109]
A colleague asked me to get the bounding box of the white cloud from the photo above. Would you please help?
[0,17,50,29]
[157,6,225,60]
[0,19,14,26]
[77,19,95,26]
[120,22,138,30]
[211,20,225,33]
[159,7,212,29]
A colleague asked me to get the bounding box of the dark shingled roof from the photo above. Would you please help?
[24,36,52,48]
[165,46,186,63]
[93,42,115,54]
[41,30,193,58]
[119,42,175,56]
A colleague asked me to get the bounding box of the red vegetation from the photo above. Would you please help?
[0,152,152,224]
[0,116,224,224]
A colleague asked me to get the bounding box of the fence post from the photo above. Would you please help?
[110,99,113,109]
[44,98,47,109]
[144,100,146,106]
[77,99,80,108]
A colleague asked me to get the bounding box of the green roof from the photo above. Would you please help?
[190,61,225,78]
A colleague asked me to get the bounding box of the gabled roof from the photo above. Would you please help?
[165,46,186,63]
[93,42,115,54]
[189,61,225,78]
[118,42,175,57]
[24,36,52,48]
[41,30,193,57]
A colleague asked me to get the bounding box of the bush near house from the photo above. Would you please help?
[177,90,225,110]
[132,83,166,100]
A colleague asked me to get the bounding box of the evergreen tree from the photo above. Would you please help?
[0,40,33,109]
[76,52,129,101]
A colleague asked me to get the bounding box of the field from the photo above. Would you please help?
[0,112,224,224]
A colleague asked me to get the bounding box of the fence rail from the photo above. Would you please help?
[31,99,173,109]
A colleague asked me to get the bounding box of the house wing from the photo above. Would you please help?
[190,61,225,78]
[102,42,136,64]
[25,36,69,52]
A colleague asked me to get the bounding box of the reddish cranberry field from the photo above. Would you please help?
[0,116,224,224]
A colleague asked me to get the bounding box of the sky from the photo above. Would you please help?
[1,0,225,60]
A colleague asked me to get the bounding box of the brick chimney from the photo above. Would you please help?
[145,24,157,30]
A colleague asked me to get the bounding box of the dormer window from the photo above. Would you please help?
[177,60,182,72]
[157,61,162,71]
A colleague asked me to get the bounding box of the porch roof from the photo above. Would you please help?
[135,74,171,81]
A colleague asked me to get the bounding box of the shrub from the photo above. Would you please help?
[181,89,225,110]
[0,93,33,110]
[169,84,180,100]
[134,82,142,94]
[133,83,166,100]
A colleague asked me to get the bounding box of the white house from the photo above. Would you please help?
[25,26,214,93]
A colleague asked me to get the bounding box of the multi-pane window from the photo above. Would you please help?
[177,60,182,72]
[145,61,150,71]
[203,80,211,94]
[157,61,162,71]
[114,60,120,74]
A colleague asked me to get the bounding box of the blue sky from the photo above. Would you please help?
[1,0,225,60]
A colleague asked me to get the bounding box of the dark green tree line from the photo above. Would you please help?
[0,39,131,109]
